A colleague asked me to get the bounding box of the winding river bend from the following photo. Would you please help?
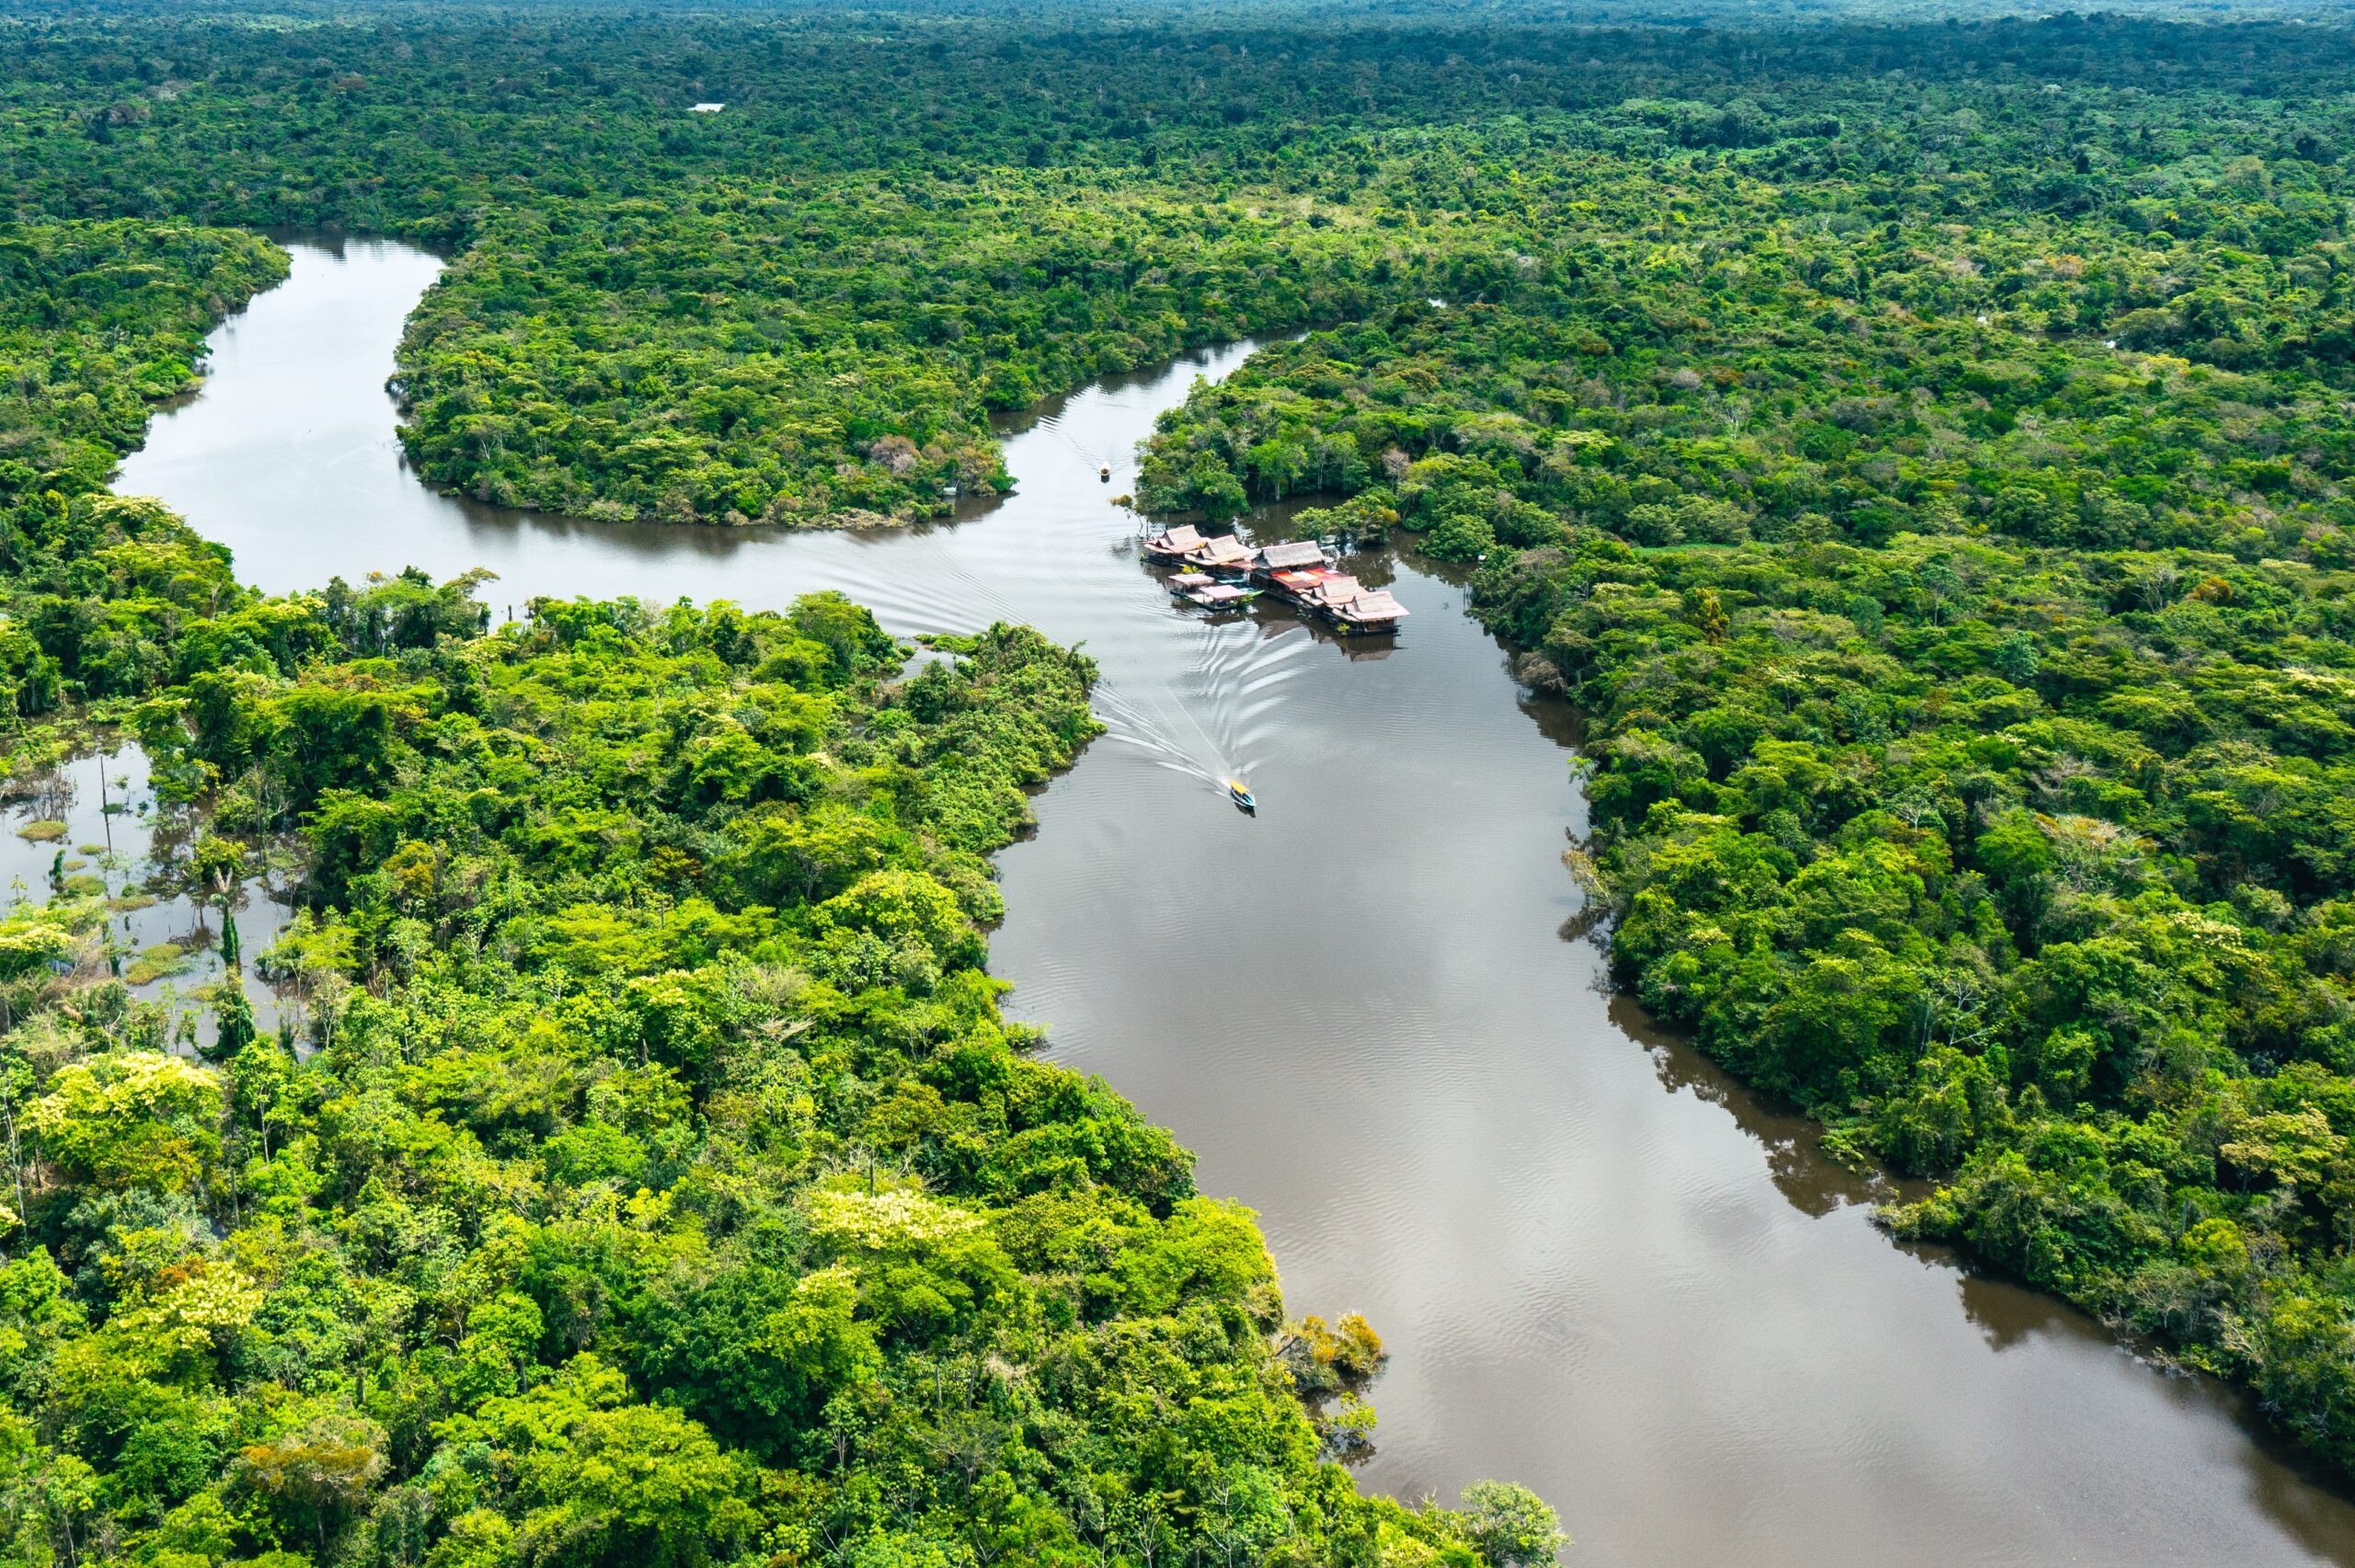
[121,234,2355,1567]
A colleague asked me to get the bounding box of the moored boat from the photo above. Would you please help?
[1154,534,1408,634]
[1302,574,1364,612]
[1176,578,1256,610]
[1263,565,1343,607]
[1301,574,1408,635]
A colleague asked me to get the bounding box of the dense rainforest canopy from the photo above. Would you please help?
[8,0,2355,1552]
[1123,12,2355,1481]
[0,10,1601,1568]
[11,8,2355,522]
[0,250,1559,1568]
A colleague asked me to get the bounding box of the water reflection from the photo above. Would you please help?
[1610,958,2355,1562]
[0,746,293,1041]
[1616,993,1897,1219]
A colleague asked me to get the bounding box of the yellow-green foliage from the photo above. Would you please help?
[0,566,1538,1568]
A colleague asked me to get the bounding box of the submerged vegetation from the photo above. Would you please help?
[11,0,2355,1545]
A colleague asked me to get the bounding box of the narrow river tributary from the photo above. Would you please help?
[117,233,2355,1567]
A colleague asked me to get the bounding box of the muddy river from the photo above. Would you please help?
[113,232,2355,1567]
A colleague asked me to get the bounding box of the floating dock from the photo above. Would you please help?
[1168,572,1256,610]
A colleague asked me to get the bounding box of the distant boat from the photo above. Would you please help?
[1228,779,1257,813]
[1100,464,1112,481]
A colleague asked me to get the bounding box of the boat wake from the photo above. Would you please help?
[1091,681,1234,795]
[1189,615,1312,780]
[1086,610,1316,813]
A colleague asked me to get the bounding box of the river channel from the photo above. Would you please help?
[117,233,2355,1567]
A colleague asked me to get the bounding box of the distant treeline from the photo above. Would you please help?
[6,11,2355,523]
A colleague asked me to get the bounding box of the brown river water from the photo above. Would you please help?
[117,232,2355,1567]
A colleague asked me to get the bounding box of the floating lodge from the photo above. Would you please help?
[1140,527,1409,635]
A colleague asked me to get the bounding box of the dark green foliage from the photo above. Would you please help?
[0,221,283,507]
[18,10,2355,528]
[392,188,1401,524]
[1122,21,2355,1477]
[0,19,1591,1554]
